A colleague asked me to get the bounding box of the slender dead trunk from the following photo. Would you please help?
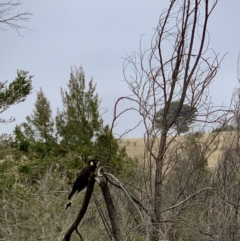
[151,130,168,241]
[99,176,122,241]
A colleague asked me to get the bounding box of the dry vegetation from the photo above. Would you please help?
[120,132,231,169]
[1,130,240,240]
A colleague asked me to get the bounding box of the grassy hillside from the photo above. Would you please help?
[119,132,233,169]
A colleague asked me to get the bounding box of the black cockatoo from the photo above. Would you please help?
[65,159,99,210]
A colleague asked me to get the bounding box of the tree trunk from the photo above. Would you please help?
[151,131,167,241]
[99,176,122,241]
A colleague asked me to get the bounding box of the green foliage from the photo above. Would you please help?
[25,88,55,143]
[0,176,15,189]
[13,125,31,152]
[94,125,129,173]
[155,101,197,135]
[0,157,19,190]
[0,159,14,174]
[0,70,33,116]
[65,154,85,170]
[14,88,56,156]
[18,164,31,174]
[11,66,129,176]
[55,66,101,159]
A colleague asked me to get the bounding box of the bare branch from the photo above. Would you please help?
[0,0,32,35]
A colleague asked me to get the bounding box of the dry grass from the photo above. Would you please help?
[119,132,233,169]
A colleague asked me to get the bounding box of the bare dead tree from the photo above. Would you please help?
[0,1,32,34]
[111,0,231,240]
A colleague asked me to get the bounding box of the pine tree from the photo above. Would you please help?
[15,88,55,155]
[56,66,101,160]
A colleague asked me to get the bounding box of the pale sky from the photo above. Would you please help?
[1,0,240,137]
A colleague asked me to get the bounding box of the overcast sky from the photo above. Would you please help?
[1,0,240,137]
